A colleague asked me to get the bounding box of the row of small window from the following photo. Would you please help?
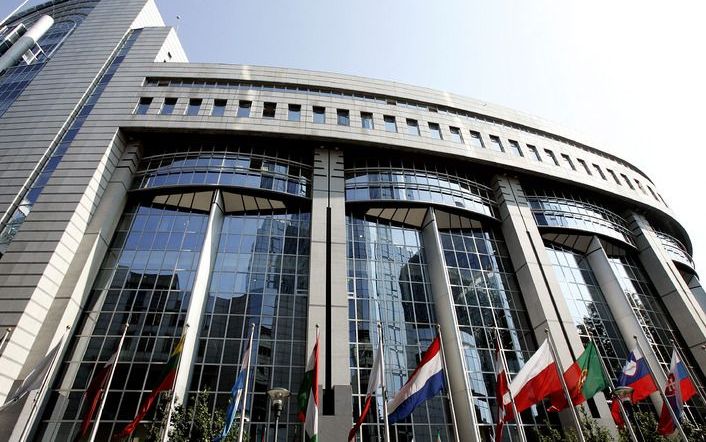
[134,97,663,204]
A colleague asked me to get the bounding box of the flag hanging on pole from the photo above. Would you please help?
[348,342,383,441]
[506,340,562,416]
[387,336,445,424]
[114,334,185,439]
[609,347,657,426]
[494,342,509,442]
[548,342,610,411]
[214,327,254,442]
[297,328,319,442]
[0,340,62,412]
[78,350,119,439]
[657,348,696,435]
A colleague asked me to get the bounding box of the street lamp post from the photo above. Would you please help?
[267,387,290,442]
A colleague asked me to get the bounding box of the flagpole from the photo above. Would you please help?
[494,328,526,442]
[161,324,190,442]
[633,336,688,442]
[545,329,586,442]
[18,325,70,442]
[586,334,638,442]
[378,322,391,442]
[669,338,706,407]
[88,323,128,442]
[237,323,256,442]
[435,324,460,442]
[0,327,11,352]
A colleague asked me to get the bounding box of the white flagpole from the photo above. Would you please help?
[161,324,189,442]
[435,324,460,442]
[378,322,391,442]
[544,329,586,442]
[494,328,526,442]
[88,323,129,442]
[19,325,70,442]
[586,334,638,442]
[0,328,12,352]
[633,336,688,442]
[237,323,256,442]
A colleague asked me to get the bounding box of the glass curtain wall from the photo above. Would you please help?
[347,214,453,442]
[608,253,706,419]
[544,242,628,381]
[440,226,551,440]
[189,209,310,442]
[38,195,209,441]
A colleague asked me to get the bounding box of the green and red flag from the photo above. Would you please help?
[549,341,610,411]
[114,334,185,439]
[297,328,319,442]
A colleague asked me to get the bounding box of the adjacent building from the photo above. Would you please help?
[0,0,704,440]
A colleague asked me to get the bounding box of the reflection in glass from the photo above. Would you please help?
[347,215,453,441]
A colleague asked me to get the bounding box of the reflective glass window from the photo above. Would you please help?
[384,115,397,133]
[488,135,503,152]
[560,154,576,171]
[160,97,177,115]
[337,109,350,126]
[527,145,541,161]
[262,102,276,118]
[449,126,463,143]
[406,118,420,136]
[212,99,227,117]
[469,131,484,149]
[360,112,373,129]
[313,106,325,124]
[135,97,152,115]
[429,122,442,140]
[288,104,301,122]
[508,140,523,156]
[186,98,202,116]
[544,149,559,165]
[577,159,592,175]
[237,100,252,117]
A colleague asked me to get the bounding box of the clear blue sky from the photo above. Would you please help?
[4,0,705,263]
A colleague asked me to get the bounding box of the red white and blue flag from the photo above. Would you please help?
[657,349,697,435]
[610,347,657,426]
[387,336,445,424]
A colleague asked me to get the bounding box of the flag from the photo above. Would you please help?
[609,347,657,426]
[214,333,253,442]
[78,350,119,438]
[297,330,319,442]
[548,342,609,411]
[0,340,61,412]
[494,343,509,442]
[657,349,697,435]
[115,334,185,439]
[506,340,562,416]
[348,343,383,441]
[387,336,445,424]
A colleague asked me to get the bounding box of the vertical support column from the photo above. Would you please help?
[307,148,351,440]
[420,208,480,442]
[172,190,223,404]
[584,236,664,410]
[685,274,706,314]
[627,213,706,377]
[492,176,614,423]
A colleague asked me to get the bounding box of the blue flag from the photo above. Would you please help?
[214,329,254,442]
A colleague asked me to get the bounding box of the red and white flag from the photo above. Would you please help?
[348,344,383,441]
[507,340,562,415]
[495,343,510,442]
[79,350,118,438]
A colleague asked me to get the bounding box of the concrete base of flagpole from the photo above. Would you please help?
[317,385,352,440]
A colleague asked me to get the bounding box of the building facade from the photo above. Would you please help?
[0,0,704,441]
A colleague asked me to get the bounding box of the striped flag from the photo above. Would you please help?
[78,350,119,438]
[494,341,509,442]
[657,348,697,435]
[297,328,319,442]
[387,336,445,424]
[348,343,383,441]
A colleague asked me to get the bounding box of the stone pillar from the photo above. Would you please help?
[584,236,664,411]
[628,213,706,377]
[420,208,481,442]
[172,190,223,403]
[308,148,351,440]
[492,175,614,424]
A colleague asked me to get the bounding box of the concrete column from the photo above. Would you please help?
[627,213,706,377]
[307,148,351,440]
[420,207,481,441]
[172,190,223,404]
[492,175,614,424]
[685,273,706,314]
[584,236,664,411]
